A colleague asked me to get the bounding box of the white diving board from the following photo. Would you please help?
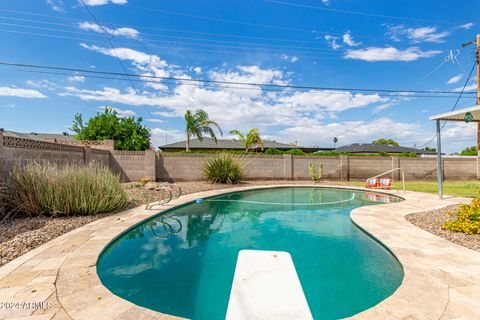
[226,250,313,320]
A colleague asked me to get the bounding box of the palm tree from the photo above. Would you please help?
[230,128,264,152]
[184,109,223,152]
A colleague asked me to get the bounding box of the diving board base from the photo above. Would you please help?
[226,250,313,320]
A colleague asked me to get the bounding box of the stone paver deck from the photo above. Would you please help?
[0,185,479,320]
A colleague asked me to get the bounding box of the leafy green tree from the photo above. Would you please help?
[372,138,400,146]
[71,107,151,151]
[461,146,478,156]
[184,109,223,152]
[230,128,264,152]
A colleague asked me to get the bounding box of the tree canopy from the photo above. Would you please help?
[460,146,477,156]
[372,138,400,146]
[184,109,223,152]
[71,107,151,151]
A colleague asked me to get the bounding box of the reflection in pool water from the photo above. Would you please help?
[97,187,403,320]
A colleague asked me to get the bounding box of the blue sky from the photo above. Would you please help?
[0,0,479,152]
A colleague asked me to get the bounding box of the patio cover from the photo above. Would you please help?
[429,105,480,122]
[429,105,480,199]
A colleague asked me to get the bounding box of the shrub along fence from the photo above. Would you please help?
[1,131,479,183]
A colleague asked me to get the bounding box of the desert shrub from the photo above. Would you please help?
[2,162,126,218]
[202,154,244,184]
[286,148,306,156]
[442,198,480,234]
[264,148,283,155]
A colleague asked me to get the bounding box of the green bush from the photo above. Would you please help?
[286,148,306,155]
[442,197,480,234]
[202,154,244,184]
[2,162,126,218]
[264,148,283,155]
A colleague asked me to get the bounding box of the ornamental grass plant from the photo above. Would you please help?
[1,162,126,219]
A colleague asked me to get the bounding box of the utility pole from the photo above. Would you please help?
[477,34,480,154]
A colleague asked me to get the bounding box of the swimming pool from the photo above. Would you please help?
[97,187,404,319]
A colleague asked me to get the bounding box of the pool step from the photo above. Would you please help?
[226,250,313,320]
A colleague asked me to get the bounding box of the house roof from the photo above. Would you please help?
[334,143,436,154]
[2,130,73,141]
[429,105,480,122]
[161,137,298,150]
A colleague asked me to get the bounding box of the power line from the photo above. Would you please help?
[0,60,476,96]
[4,66,476,99]
[0,21,343,55]
[263,0,457,25]
[418,59,478,148]
[78,0,155,120]
[0,8,392,43]
[0,28,347,61]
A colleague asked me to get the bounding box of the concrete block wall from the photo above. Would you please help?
[156,153,480,182]
[110,150,156,182]
[0,132,154,183]
[2,131,480,184]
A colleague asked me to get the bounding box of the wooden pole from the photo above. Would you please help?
[477,34,480,154]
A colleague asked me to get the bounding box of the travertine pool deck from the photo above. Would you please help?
[0,185,479,320]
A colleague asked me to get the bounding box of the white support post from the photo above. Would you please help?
[436,120,443,199]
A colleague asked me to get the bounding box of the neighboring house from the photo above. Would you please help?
[333,143,436,155]
[2,129,73,142]
[160,137,330,153]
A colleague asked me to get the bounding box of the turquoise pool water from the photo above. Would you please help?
[97,187,404,319]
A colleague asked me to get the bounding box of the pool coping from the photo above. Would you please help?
[0,184,479,319]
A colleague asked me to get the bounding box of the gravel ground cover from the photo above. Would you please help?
[406,205,480,252]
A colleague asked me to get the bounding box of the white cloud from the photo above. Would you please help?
[26,80,57,91]
[80,43,170,90]
[46,0,64,12]
[458,22,474,30]
[146,118,164,124]
[275,118,421,147]
[321,0,331,5]
[446,74,462,85]
[0,87,47,99]
[82,0,127,6]
[193,67,202,74]
[210,65,287,86]
[70,44,397,146]
[151,128,184,147]
[374,102,397,112]
[67,75,85,82]
[386,25,450,43]
[342,31,360,47]
[324,35,341,50]
[281,54,299,63]
[344,46,441,62]
[97,106,136,117]
[78,22,139,39]
[453,83,477,92]
[277,90,385,113]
